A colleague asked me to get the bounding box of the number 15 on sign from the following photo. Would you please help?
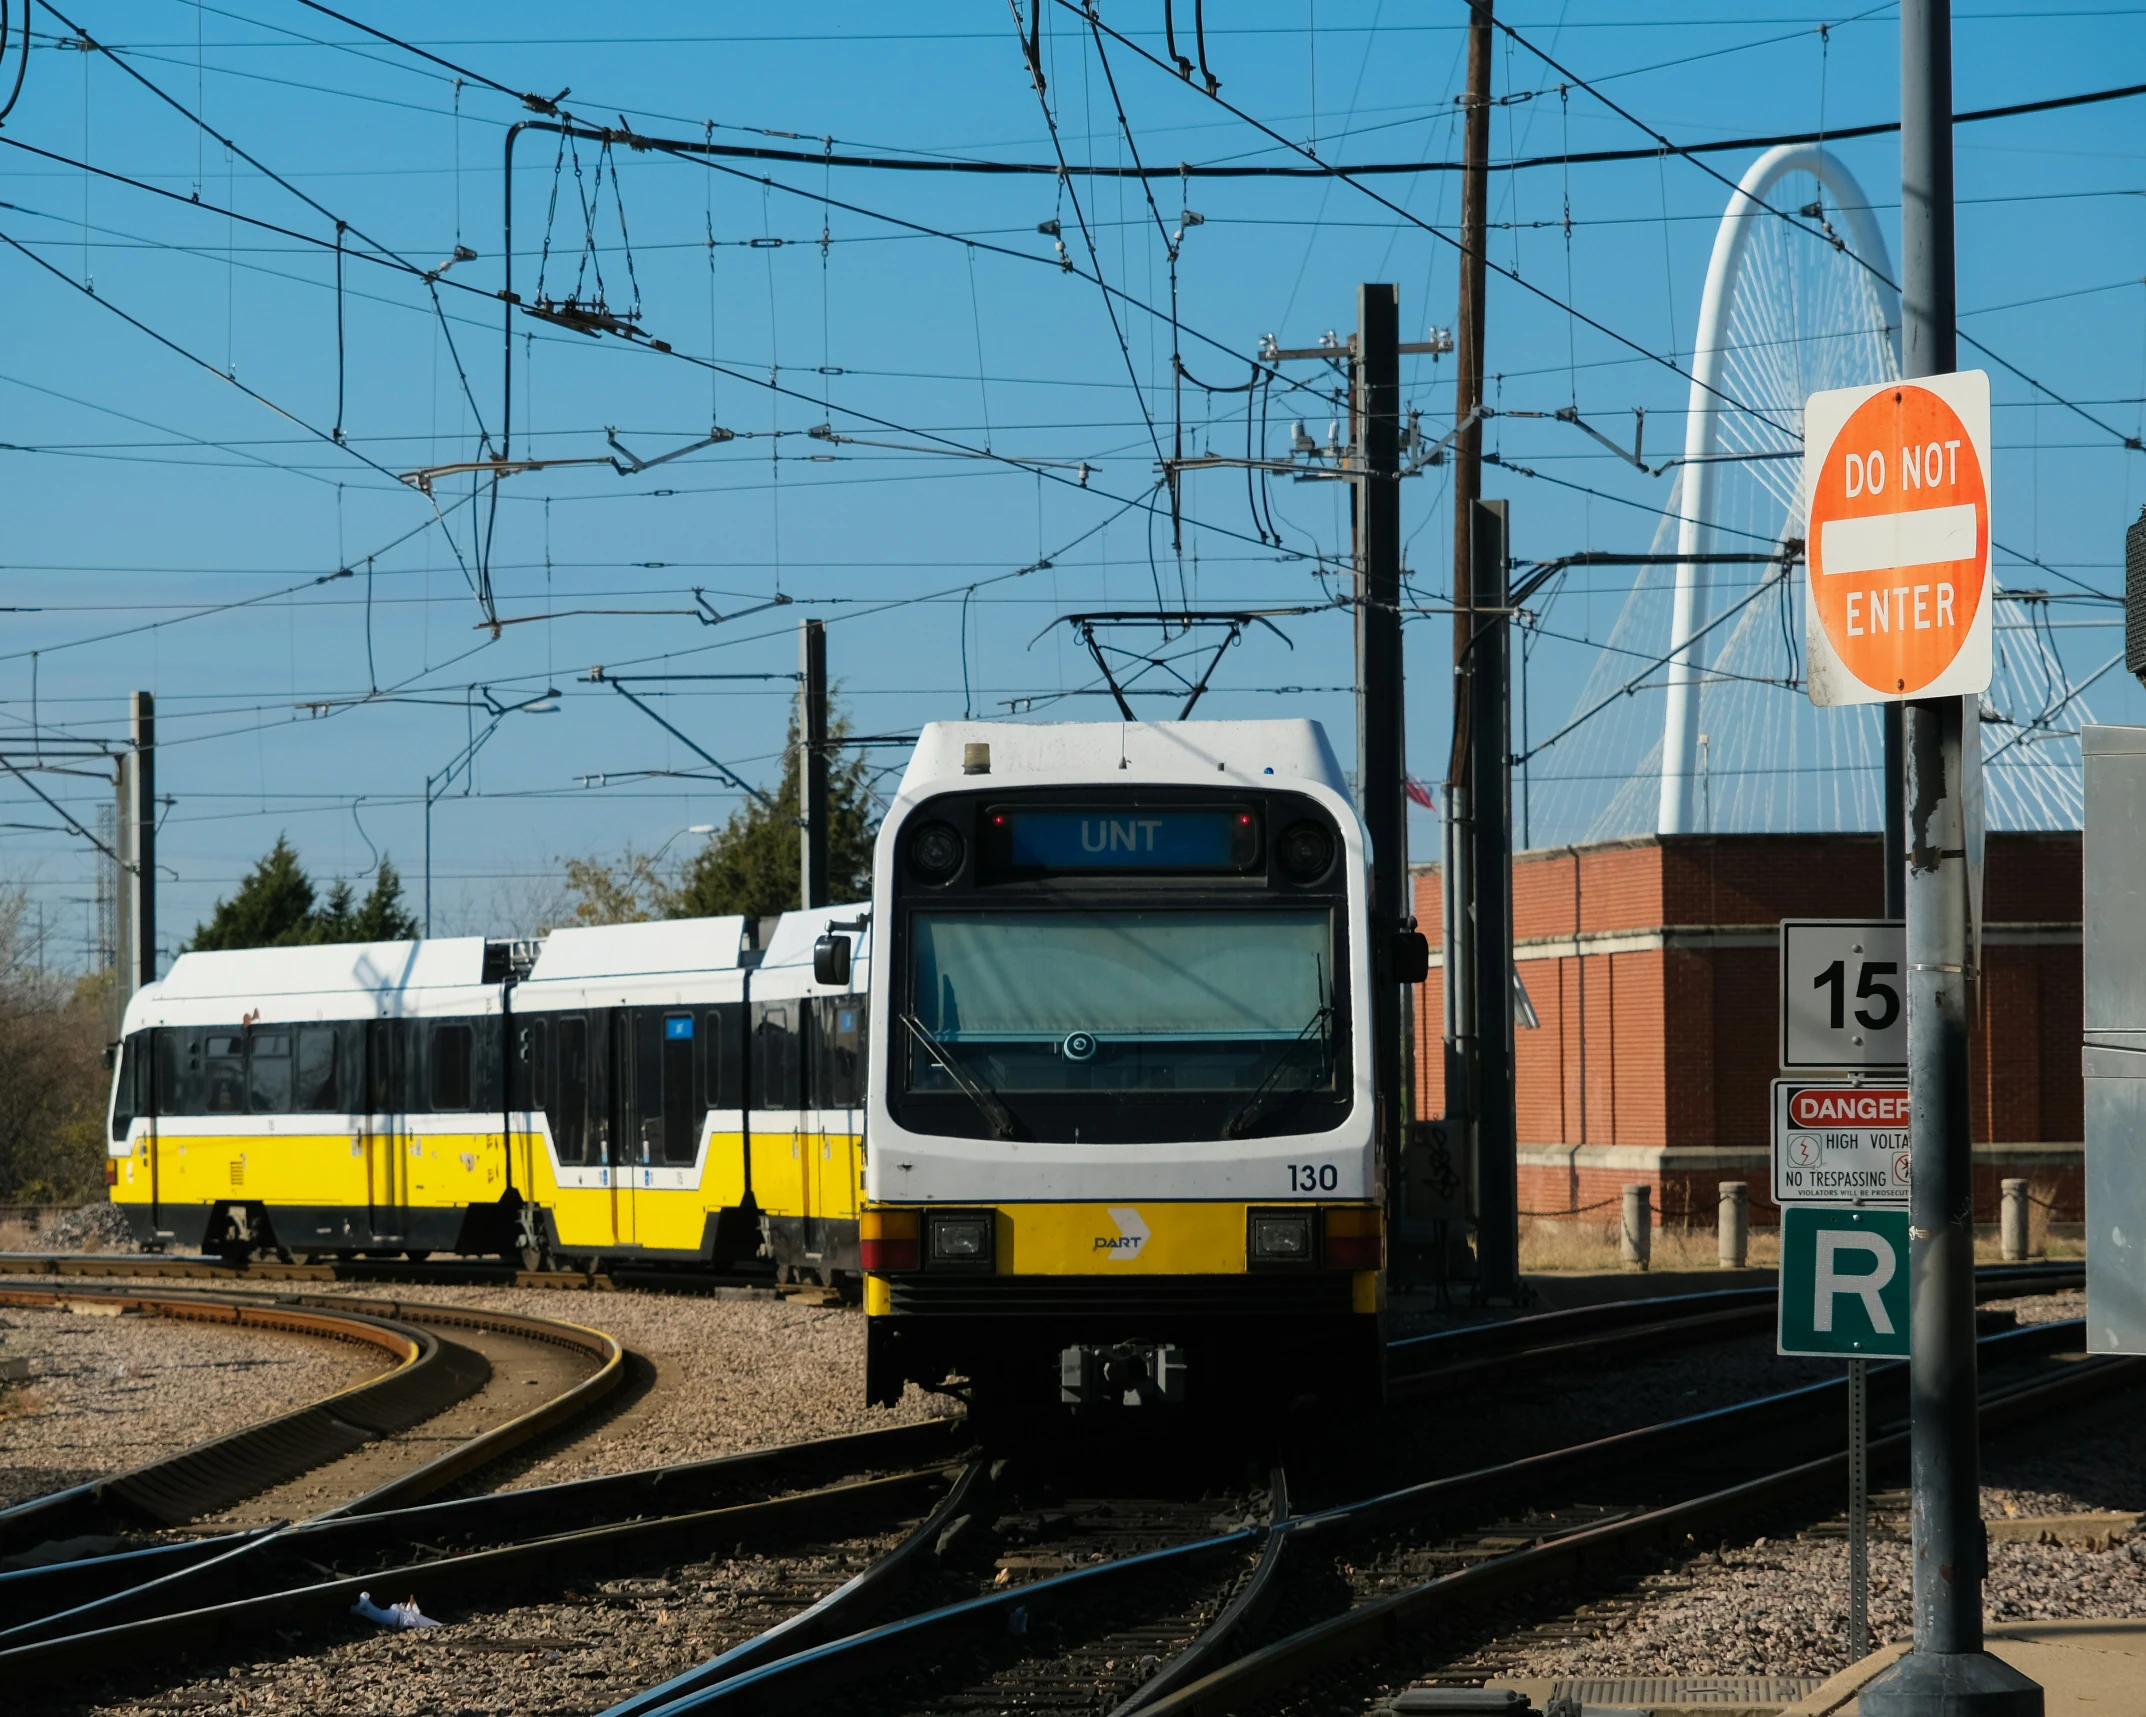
[1780,920,1907,1071]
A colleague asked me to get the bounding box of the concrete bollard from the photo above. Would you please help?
[1718,1181,1750,1268]
[1621,1183,1652,1270]
[2001,1177,2031,1261]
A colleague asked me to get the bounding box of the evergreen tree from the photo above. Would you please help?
[672,710,879,919]
[187,835,317,951]
[348,858,419,941]
[186,841,421,951]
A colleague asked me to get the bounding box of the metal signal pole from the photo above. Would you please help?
[1467,501,1518,1297]
[1354,284,1407,1242]
[800,618,830,910]
[1861,4,2038,1712]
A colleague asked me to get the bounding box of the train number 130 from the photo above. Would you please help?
[1287,1163,1340,1192]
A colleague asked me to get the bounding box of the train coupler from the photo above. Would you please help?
[1059,1340,1188,1407]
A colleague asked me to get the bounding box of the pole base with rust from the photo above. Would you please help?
[1860,1650,2043,1715]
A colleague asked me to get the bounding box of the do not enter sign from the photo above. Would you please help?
[1802,370,1993,706]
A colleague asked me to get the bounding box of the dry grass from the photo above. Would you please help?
[1518,1215,1781,1274]
[0,1384,46,1422]
[0,1219,34,1252]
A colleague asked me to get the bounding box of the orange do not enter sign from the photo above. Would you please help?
[1802,370,1993,705]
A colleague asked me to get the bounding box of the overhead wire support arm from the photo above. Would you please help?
[584,670,776,807]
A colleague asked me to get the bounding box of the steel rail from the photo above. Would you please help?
[0,1286,482,1552]
[0,1415,973,1636]
[1138,1352,2138,1714]
[0,1465,964,1689]
[621,1317,2109,1717]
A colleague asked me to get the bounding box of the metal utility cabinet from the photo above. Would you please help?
[2084,725,2146,1352]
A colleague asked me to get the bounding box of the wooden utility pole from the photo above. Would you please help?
[1448,0,1494,708]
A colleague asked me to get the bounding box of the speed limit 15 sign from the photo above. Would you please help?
[1779,919,1906,1071]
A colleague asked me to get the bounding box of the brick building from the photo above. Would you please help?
[1412,832,2083,1227]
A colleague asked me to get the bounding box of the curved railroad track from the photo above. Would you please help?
[0,1284,624,1554]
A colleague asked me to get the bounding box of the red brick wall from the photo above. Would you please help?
[1411,832,2084,1219]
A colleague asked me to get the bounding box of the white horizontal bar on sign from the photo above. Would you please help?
[1819,502,1978,577]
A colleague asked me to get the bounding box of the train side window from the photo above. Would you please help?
[295,1029,339,1112]
[158,1030,192,1115]
[704,1005,746,1110]
[810,998,868,1108]
[204,1033,245,1115]
[552,1015,589,1163]
[431,1023,473,1111]
[248,1032,294,1113]
[751,1002,801,1111]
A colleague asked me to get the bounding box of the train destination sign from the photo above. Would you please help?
[993,807,1259,873]
[1772,1079,1911,1206]
[1802,370,1992,706]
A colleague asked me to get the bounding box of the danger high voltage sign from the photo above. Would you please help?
[1772,1080,1911,1206]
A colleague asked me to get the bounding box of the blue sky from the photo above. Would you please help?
[3,2,2143,969]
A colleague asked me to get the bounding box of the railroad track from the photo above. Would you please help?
[0,1283,624,1553]
[0,1264,2090,1709]
[586,1305,2118,1717]
[2,1418,977,1700]
[0,1249,829,1301]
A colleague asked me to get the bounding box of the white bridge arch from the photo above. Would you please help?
[1657,144,1898,834]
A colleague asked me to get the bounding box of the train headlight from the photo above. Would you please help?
[908,821,965,882]
[1247,1208,1313,1266]
[927,1210,995,1268]
[1278,820,1335,882]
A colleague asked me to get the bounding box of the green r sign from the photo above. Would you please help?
[1778,1205,1911,1357]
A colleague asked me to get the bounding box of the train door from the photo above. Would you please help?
[603,1009,634,1246]
[806,997,867,1259]
[624,1008,699,1252]
[749,998,805,1267]
[365,1019,408,1244]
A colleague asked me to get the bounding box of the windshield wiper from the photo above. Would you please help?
[1223,1003,1334,1140]
[899,1013,1018,1140]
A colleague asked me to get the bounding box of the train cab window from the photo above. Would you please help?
[204,1034,245,1115]
[703,1005,745,1111]
[551,1015,590,1164]
[110,1033,143,1140]
[431,1023,474,1111]
[248,1032,294,1113]
[809,998,868,1108]
[295,1029,340,1112]
[751,1002,802,1111]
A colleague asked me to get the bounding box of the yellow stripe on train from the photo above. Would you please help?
[865,1201,1378,1276]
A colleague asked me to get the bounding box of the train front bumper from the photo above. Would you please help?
[859,1201,1384,1406]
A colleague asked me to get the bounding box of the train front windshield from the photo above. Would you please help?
[906,909,1334,1096]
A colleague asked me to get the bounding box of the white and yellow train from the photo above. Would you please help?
[854,719,1386,1411]
[107,906,872,1279]
[109,715,1391,1409]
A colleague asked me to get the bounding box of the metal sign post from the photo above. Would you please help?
[1849,1355,1870,1660]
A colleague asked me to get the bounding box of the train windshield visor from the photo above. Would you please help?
[905,909,1336,1095]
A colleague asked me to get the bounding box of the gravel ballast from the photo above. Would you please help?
[0,1301,389,1508]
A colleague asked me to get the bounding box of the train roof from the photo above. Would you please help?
[898,719,1349,797]
[151,936,490,1001]
[524,916,747,982]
